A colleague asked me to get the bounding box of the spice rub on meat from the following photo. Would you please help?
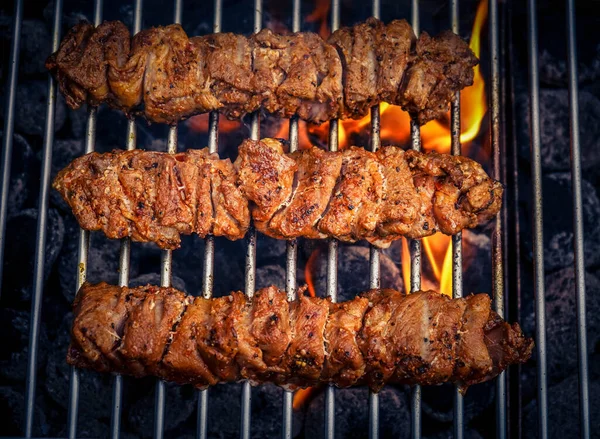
[68,283,533,392]
[46,18,477,125]
[53,138,503,249]
[52,148,249,249]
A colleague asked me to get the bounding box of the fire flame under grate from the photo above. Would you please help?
[0,0,592,438]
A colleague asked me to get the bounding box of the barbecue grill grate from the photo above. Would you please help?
[0,0,592,438]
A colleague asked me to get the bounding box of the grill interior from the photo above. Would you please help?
[0,0,597,438]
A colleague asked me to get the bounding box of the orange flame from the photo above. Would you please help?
[297,0,488,152]
[304,248,320,298]
[306,0,331,39]
[293,387,315,410]
[401,237,412,294]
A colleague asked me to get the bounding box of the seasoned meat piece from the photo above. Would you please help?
[47,18,477,125]
[68,283,533,392]
[400,30,478,125]
[375,19,415,104]
[454,294,494,384]
[234,139,297,230]
[53,149,249,249]
[141,25,206,123]
[205,33,259,120]
[358,289,402,390]
[283,293,329,387]
[329,17,413,119]
[56,139,502,248]
[318,147,384,241]
[404,149,504,235]
[209,158,250,238]
[162,296,219,387]
[322,296,370,387]
[328,20,378,118]
[367,146,420,246]
[119,286,188,376]
[193,295,240,381]
[266,147,343,239]
[68,282,140,374]
[247,286,292,377]
[251,29,343,123]
[45,21,128,108]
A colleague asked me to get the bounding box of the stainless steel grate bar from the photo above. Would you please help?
[409,122,422,439]
[154,127,178,439]
[67,62,102,433]
[110,2,141,437]
[368,2,381,438]
[0,0,23,299]
[282,1,301,437]
[323,5,343,437]
[240,3,262,438]
[489,1,507,437]
[197,3,222,438]
[449,1,464,438]
[409,3,422,439]
[565,1,591,437]
[324,4,340,436]
[505,3,523,434]
[26,0,63,436]
[526,0,548,437]
[154,6,182,439]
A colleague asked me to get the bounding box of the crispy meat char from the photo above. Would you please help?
[53,139,503,249]
[68,282,533,391]
[46,18,477,125]
[53,147,249,248]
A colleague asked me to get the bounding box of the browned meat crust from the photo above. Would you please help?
[68,282,533,392]
[52,148,249,248]
[53,139,502,249]
[235,139,503,245]
[46,18,477,125]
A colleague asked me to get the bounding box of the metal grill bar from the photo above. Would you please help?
[24,0,63,436]
[504,2,524,434]
[565,1,591,437]
[154,7,183,439]
[526,0,548,437]
[282,1,301,437]
[368,2,381,438]
[240,4,262,438]
[409,5,422,439]
[109,2,141,437]
[0,0,23,299]
[324,5,340,434]
[66,56,102,431]
[197,2,222,438]
[449,1,464,438]
[409,122,422,439]
[489,1,507,437]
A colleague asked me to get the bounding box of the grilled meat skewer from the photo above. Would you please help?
[46,18,477,125]
[68,282,533,392]
[53,139,502,249]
